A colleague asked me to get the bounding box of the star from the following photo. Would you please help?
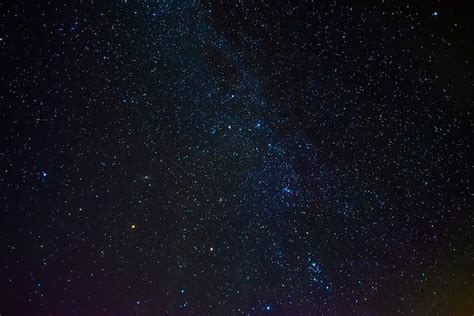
[282,186,292,194]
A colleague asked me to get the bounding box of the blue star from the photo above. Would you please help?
[255,121,262,129]
[264,304,271,311]
[40,171,48,178]
[432,11,439,16]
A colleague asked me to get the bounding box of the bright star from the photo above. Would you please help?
[282,187,291,194]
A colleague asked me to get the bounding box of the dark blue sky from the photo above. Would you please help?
[1,1,472,315]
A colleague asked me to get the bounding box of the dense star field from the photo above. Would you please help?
[1,1,473,315]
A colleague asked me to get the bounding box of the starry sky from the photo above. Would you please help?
[1,1,473,315]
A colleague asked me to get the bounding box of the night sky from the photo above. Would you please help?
[1,1,473,315]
